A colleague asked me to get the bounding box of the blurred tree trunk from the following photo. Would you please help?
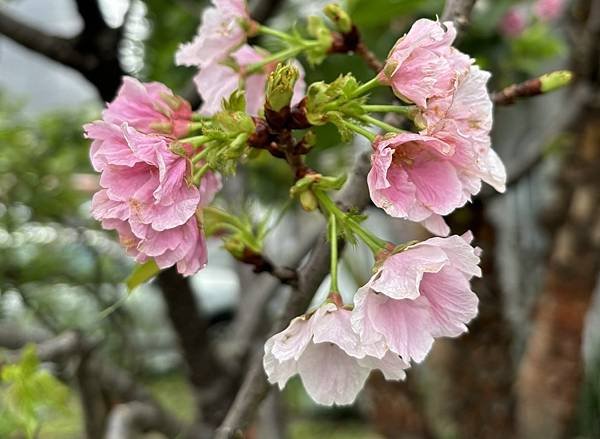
[515,1,600,437]
[366,372,434,439]
[425,200,515,439]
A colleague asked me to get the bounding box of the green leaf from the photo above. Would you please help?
[125,260,160,292]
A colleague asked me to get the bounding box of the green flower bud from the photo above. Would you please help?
[299,190,319,212]
[223,237,246,259]
[323,3,352,33]
[540,70,573,93]
[266,63,300,112]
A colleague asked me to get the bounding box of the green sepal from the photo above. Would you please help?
[305,16,333,65]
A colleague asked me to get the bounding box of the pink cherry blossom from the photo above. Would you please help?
[533,0,564,21]
[85,121,221,276]
[100,216,208,276]
[367,132,461,236]
[264,303,409,406]
[500,7,528,37]
[420,66,506,197]
[351,233,481,363]
[378,19,471,108]
[175,0,250,69]
[103,77,192,138]
[194,45,306,115]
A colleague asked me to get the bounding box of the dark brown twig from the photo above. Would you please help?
[492,78,544,105]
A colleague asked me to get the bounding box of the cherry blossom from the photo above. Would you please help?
[194,45,306,115]
[175,0,251,69]
[103,76,192,138]
[85,120,221,276]
[264,302,409,406]
[351,233,481,363]
[378,18,471,108]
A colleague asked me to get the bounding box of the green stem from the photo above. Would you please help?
[191,146,211,164]
[350,77,382,98]
[246,45,309,74]
[179,135,210,145]
[193,163,210,185]
[187,122,204,132]
[359,114,401,133]
[362,104,416,117]
[337,119,377,142]
[329,213,339,293]
[257,25,296,42]
[314,189,386,254]
[191,113,209,121]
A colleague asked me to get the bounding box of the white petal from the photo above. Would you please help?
[297,342,370,406]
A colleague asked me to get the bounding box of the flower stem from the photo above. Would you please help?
[246,45,312,74]
[350,77,382,98]
[191,146,211,164]
[179,135,210,146]
[193,163,210,185]
[362,104,416,117]
[328,213,340,293]
[257,25,296,42]
[337,119,377,142]
[358,114,401,133]
[191,113,209,121]
[314,189,387,254]
[187,122,204,132]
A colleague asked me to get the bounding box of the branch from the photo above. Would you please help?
[250,0,286,23]
[215,2,480,434]
[105,402,183,439]
[214,151,372,438]
[236,249,298,287]
[2,330,189,438]
[74,0,107,35]
[156,268,225,428]
[0,9,92,70]
[441,0,477,35]
[355,42,384,73]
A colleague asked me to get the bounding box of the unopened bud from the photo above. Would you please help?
[266,63,300,112]
[299,190,319,212]
[324,3,352,34]
[223,237,246,259]
[540,70,573,93]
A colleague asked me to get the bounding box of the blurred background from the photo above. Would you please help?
[1,0,599,438]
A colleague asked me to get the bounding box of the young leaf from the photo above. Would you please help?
[125,259,160,292]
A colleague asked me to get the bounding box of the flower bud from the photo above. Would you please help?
[539,70,573,93]
[299,190,319,212]
[223,236,246,259]
[323,3,352,34]
[266,63,300,112]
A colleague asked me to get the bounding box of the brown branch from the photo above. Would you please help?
[2,330,190,438]
[214,151,372,438]
[214,3,480,435]
[156,268,226,429]
[236,248,298,286]
[251,0,286,23]
[441,0,477,35]
[492,78,544,105]
[0,9,92,70]
[105,402,184,439]
[74,0,108,38]
[77,352,109,439]
[356,42,384,73]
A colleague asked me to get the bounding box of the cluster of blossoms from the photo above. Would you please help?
[85,78,221,275]
[85,0,519,407]
[175,0,306,115]
[264,18,504,405]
